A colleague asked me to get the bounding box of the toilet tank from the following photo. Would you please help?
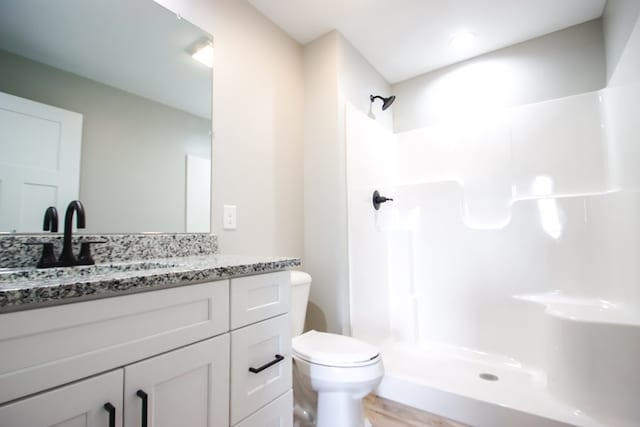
[290,271,312,337]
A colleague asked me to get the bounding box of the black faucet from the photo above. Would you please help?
[59,200,86,267]
[43,206,59,232]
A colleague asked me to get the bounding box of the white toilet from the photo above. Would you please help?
[290,271,384,427]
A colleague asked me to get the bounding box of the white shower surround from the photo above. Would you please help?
[345,77,640,426]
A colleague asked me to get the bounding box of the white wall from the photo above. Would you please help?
[337,36,393,131]
[604,3,640,87]
[392,20,606,132]
[302,32,341,333]
[302,31,392,334]
[602,6,640,190]
[154,0,304,257]
[603,0,640,81]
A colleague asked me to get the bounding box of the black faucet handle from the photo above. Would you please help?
[25,241,59,268]
[76,240,107,266]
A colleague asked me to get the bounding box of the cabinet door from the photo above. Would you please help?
[124,335,229,427]
[0,369,122,427]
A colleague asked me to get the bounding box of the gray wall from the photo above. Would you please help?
[392,19,606,131]
[603,0,640,82]
[155,0,304,258]
[0,49,210,233]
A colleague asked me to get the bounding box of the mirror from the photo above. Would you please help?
[0,0,213,234]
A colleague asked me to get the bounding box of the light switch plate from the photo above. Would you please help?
[223,205,237,230]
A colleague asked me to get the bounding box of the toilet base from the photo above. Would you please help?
[316,392,368,427]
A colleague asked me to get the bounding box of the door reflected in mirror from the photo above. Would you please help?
[0,0,212,233]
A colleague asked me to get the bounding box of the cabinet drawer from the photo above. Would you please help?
[230,271,290,329]
[231,314,292,424]
[0,369,123,427]
[0,280,229,403]
[234,390,293,427]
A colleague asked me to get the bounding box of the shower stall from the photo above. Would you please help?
[344,43,640,427]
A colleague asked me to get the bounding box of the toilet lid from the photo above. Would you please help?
[292,330,380,367]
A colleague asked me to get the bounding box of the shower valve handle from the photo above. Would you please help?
[373,190,394,210]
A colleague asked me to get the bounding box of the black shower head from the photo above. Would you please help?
[370,94,396,111]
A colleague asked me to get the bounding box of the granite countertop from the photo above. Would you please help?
[0,254,301,313]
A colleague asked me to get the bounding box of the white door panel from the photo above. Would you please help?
[0,91,82,232]
[186,154,211,233]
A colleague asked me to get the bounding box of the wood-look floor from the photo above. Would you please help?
[363,394,468,427]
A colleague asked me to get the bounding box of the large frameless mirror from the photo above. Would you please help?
[0,0,213,233]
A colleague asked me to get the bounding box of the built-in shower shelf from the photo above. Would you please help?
[513,291,640,426]
[514,292,640,325]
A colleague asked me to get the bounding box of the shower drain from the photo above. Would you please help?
[479,373,499,381]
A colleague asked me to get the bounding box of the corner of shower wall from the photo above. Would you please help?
[345,103,397,344]
[601,82,640,191]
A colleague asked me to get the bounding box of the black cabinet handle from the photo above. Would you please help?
[249,354,285,374]
[136,390,148,427]
[103,402,116,427]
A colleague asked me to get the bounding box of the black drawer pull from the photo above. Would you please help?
[136,390,148,427]
[249,354,285,374]
[103,402,116,427]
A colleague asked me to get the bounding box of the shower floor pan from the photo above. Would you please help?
[376,342,603,427]
[375,295,640,427]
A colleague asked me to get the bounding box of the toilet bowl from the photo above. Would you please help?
[290,271,384,427]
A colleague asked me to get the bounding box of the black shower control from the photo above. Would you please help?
[373,190,394,210]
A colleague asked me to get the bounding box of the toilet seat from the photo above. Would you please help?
[292,330,380,367]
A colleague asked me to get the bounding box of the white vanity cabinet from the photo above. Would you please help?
[0,270,293,427]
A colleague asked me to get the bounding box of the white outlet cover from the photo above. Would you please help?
[223,205,237,230]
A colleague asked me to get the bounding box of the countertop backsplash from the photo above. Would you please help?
[0,233,219,268]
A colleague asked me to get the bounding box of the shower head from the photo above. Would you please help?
[370,94,396,111]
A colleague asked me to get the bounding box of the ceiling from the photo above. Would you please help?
[247,0,607,83]
[0,0,212,119]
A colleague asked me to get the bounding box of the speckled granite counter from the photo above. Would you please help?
[0,254,300,313]
[0,233,219,268]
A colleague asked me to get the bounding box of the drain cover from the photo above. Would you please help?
[479,373,499,381]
